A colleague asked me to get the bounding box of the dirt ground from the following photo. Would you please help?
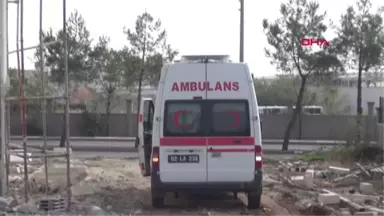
[4,158,328,216]
[68,157,299,215]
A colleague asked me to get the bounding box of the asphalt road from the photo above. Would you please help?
[9,139,330,154]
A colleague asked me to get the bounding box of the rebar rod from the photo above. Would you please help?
[6,95,66,101]
[39,0,49,197]
[19,0,29,202]
[8,40,60,54]
[63,0,72,211]
[12,1,21,195]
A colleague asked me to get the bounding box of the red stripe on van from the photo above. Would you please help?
[160,137,206,146]
[207,148,254,153]
[207,137,254,146]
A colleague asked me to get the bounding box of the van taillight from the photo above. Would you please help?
[152,147,160,171]
[255,145,263,169]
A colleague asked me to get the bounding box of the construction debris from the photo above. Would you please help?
[275,157,384,216]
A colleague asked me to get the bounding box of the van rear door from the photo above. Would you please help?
[206,64,255,182]
[159,63,208,183]
[137,98,154,176]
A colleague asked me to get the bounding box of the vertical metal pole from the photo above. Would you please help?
[63,0,72,211]
[239,0,244,62]
[20,0,29,202]
[0,0,9,196]
[39,0,49,195]
[5,0,10,192]
[6,100,10,189]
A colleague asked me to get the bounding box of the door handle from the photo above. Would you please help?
[208,147,213,150]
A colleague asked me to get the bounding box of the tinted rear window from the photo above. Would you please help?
[210,101,250,136]
[164,101,203,136]
[163,100,250,137]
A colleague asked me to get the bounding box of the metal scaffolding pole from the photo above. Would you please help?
[19,0,30,202]
[63,0,72,211]
[0,0,10,196]
[39,0,49,196]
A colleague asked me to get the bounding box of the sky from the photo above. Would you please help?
[6,0,383,78]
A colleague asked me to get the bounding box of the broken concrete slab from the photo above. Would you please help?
[360,183,374,194]
[29,164,87,194]
[53,147,72,154]
[87,205,107,216]
[9,153,32,163]
[329,166,351,174]
[340,210,352,216]
[14,201,39,214]
[354,211,378,216]
[0,196,18,211]
[318,193,341,205]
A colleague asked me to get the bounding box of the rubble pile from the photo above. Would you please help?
[271,159,384,216]
[0,158,96,215]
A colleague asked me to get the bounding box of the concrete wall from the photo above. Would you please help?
[8,109,379,141]
[261,114,378,141]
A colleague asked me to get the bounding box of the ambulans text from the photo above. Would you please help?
[171,81,239,92]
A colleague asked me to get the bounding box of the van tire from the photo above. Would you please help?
[247,193,261,209]
[151,196,164,208]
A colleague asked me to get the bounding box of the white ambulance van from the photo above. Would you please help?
[136,55,263,209]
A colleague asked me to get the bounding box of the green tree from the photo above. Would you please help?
[7,68,51,97]
[254,75,318,106]
[124,12,178,138]
[262,0,343,150]
[38,10,93,147]
[332,0,384,141]
[89,36,125,136]
[39,10,93,88]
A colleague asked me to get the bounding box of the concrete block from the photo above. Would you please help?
[304,169,315,188]
[354,211,378,216]
[372,172,384,180]
[9,153,32,163]
[339,210,351,216]
[318,193,340,205]
[359,182,374,194]
[291,175,304,181]
[53,147,72,154]
[290,175,304,184]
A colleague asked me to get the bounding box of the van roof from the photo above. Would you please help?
[176,55,232,63]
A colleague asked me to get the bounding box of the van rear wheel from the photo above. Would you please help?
[247,192,261,209]
[152,196,164,208]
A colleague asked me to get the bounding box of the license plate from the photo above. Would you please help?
[168,154,199,163]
